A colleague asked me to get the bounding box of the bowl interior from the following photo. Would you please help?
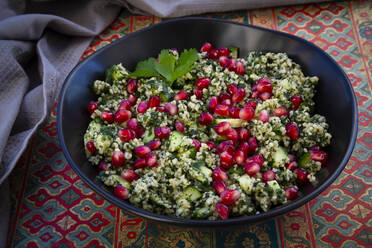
[58,18,357,227]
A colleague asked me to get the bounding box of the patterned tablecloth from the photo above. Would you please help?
[6,1,372,247]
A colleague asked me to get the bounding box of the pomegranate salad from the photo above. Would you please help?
[84,43,331,220]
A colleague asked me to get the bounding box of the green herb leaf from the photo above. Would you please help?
[173,48,199,79]
[154,50,176,83]
[129,57,158,78]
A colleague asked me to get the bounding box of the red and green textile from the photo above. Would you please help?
[7,1,372,247]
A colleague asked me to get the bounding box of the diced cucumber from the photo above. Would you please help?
[181,186,202,202]
[272,146,288,167]
[169,131,184,152]
[228,46,239,59]
[299,152,312,168]
[178,147,197,159]
[215,118,245,128]
[191,161,212,183]
[192,207,211,218]
[200,165,212,179]
[267,180,281,191]
[142,128,155,143]
[238,174,255,194]
[112,175,132,189]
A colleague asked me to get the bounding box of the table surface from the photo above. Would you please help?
[7,1,372,247]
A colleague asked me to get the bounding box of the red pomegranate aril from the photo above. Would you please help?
[227,84,238,95]
[127,78,138,93]
[219,93,231,102]
[212,167,228,182]
[145,152,158,167]
[199,112,214,125]
[86,140,96,154]
[229,106,240,118]
[295,168,308,184]
[286,186,299,200]
[147,140,161,150]
[273,106,288,117]
[114,185,129,200]
[128,94,137,106]
[208,49,219,60]
[252,154,264,166]
[220,151,234,169]
[172,122,184,133]
[217,140,234,153]
[101,111,114,124]
[135,146,151,158]
[290,95,302,110]
[238,128,250,141]
[251,90,260,99]
[154,126,171,139]
[118,100,131,110]
[164,103,178,115]
[137,101,148,114]
[256,78,273,93]
[215,104,230,116]
[262,170,276,182]
[156,106,166,112]
[133,158,146,169]
[112,150,125,167]
[228,59,237,71]
[148,96,161,108]
[218,47,230,57]
[288,154,296,162]
[235,61,245,75]
[309,146,320,152]
[232,88,246,103]
[193,89,203,99]
[238,142,250,154]
[286,161,298,171]
[200,42,213,53]
[244,162,260,176]
[127,118,139,130]
[191,139,200,152]
[247,137,258,154]
[88,101,98,114]
[310,150,328,165]
[259,92,271,101]
[219,56,230,68]
[239,107,255,121]
[205,141,216,150]
[115,109,131,123]
[221,189,240,205]
[221,145,235,155]
[216,203,229,220]
[214,122,232,135]
[174,90,190,101]
[195,77,210,90]
[121,169,139,182]
[244,100,258,110]
[98,161,110,171]
[208,96,218,112]
[225,128,238,143]
[135,127,144,138]
[118,129,134,142]
[212,181,226,195]
[258,110,270,123]
[286,123,299,140]
[221,99,232,107]
[234,150,246,165]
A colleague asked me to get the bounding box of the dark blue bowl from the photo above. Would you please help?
[57,18,357,228]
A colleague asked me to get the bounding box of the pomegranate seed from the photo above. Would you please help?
[232,88,246,103]
[218,93,231,102]
[174,90,190,101]
[115,109,131,123]
[135,127,145,138]
[212,167,228,182]
[251,90,260,99]
[148,96,161,108]
[286,186,299,200]
[135,146,151,158]
[216,203,229,220]
[218,47,230,57]
[262,170,276,182]
[258,110,270,123]
[228,59,237,71]
[193,139,201,151]
[121,169,139,182]
[208,49,219,60]
[99,161,110,171]
[244,100,258,110]
[156,106,166,112]
[145,152,158,167]
[244,162,260,176]
[164,103,178,115]
[174,122,185,133]
[127,78,138,93]
[88,101,98,114]
[112,150,126,167]
[295,168,308,184]
[311,150,328,165]
[288,154,296,162]
[193,89,203,99]
[101,111,114,124]
[252,154,264,166]
[309,146,320,152]
[215,104,229,116]
[220,151,234,169]
[205,141,216,150]
[214,122,232,135]
[273,106,288,117]
[137,101,148,114]
[221,144,235,155]
[195,77,210,90]
[114,185,129,200]
[212,181,226,195]
[229,106,240,118]
[118,129,134,142]
[227,84,238,95]
[238,142,250,154]
[286,161,298,171]
[247,137,258,154]
[239,107,255,121]
[127,118,139,130]
[225,128,238,143]
[134,158,146,169]
[147,140,161,150]
[219,56,230,68]
[286,123,299,140]
[259,92,271,101]
[235,61,245,75]
[208,96,218,112]
[154,126,171,139]
[118,100,131,111]
[256,78,272,93]
[238,128,250,141]
[234,150,246,165]
[291,95,302,110]
[199,112,214,125]
[86,140,96,153]
[221,190,240,205]
[200,42,213,53]
[217,140,234,153]
[221,99,232,107]
[128,94,137,106]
